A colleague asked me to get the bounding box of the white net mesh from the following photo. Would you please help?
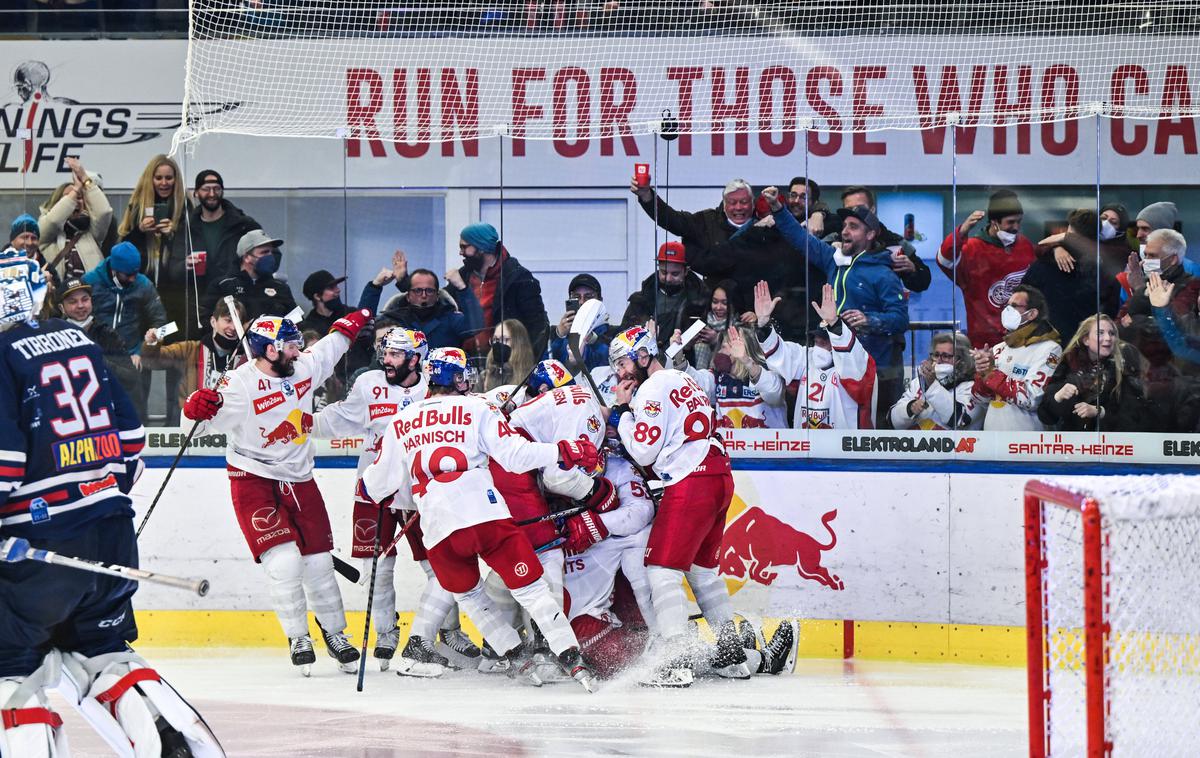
[1035,475,1200,757]
[177,1,1200,146]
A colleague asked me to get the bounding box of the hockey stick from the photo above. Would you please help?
[1,537,209,596]
[376,511,422,565]
[137,295,251,538]
[356,500,386,692]
[535,536,566,554]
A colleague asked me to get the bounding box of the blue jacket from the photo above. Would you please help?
[380,288,482,350]
[772,206,909,367]
[547,323,614,371]
[82,260,168,355]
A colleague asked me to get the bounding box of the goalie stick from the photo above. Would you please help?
[1,536,210,596]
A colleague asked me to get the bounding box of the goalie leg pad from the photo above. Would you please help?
[1,670,69,758]
[260,543,308,638]
[56,650,224,758]
[300,552,347,634]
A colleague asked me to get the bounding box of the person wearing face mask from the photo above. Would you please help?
[938,189,1037,350]
[752,280,877,429]
[444,222,549,359]
[631,175,825,342]
[890,333,982,431]
[56,277,140,406]
[970,284,1061,431]
[81,241,169,422]
[1119,228,1200,374]
[141,297,250,417]
[670,322,787,430]
[38,157,113,283]
[1038,314,1147,432]
[299,265,395,381]
[483,319,535,392]
[199,229,297,329]
[631,241,709,354]
[1024,208,1121,345]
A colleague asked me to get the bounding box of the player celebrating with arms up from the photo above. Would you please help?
[183,309,371,676]
[362,348,601,691]
[608,325,745,686]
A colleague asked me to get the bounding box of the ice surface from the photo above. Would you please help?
[52,649,1026,757]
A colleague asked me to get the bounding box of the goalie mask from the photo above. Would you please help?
[527,359,573,397]
[381,328,428,385]
[0,255,47,330]
[609,325,657,382]
[424,347,475,393]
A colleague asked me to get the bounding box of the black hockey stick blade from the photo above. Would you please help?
[332,553,361,583]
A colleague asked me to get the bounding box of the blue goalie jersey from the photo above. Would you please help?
[0,319,145,539]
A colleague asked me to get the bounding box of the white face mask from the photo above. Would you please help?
[996,230,1018,247]
[934,362,956,383]
[832,250,854,267]
[1000,305,1025,332]
[1142,258,1162,275]
[1139,243,1147,259]
[809,346,833,371]
[1100,220,1119,241]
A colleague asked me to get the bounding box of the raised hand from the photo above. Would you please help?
[959,209,986,236]
[761,186,782,212]
[811,283,838,326]
[1146,271,1175,308]
[753,280,780,327]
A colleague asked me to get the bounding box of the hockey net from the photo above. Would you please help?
[1024,476,1200,758]
[176,0,1200,147]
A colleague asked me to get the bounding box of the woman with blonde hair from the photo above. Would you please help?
[483,318,535,392]
[1038,313,1147,431]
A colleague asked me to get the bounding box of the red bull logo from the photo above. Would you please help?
[259,409,312,447]
[719,506,843,590]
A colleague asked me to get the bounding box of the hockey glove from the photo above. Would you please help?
[563,511,609,553]
[183,388,222,421]
[557,438,599,471]
[330,308,372,341]
[584,477,617,514]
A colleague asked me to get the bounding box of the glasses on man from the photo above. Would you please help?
[409,287,437,296]
[930,351,956,361]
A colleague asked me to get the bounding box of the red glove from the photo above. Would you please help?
[557,438,599,471]
[563,510,609,553]
[583,477,617,514]
[330,308,372,341]
[183,388,222,421]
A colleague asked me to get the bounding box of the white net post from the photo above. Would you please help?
[1025,476,1200,758]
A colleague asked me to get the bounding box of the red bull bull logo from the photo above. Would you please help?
[719,506,844,590]
[259,409,312,447]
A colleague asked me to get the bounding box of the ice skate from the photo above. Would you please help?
[290,634,316,677]
[639,635,696,688]
[374,625,400,671]
[393,635,448,678]
[531,646,571,683]
[557,647,599,693]
[437,627,482,670]
[759,619,799,675]
[318,624,359,674]
[710,621,752,680]
[477,640,510,675]
[156,716,193,758]
[480,642,542,686]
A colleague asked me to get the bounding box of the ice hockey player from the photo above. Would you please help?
[563,451,798,681]
[752,281,877,429]
[181,310,371,675]
[0,253,224,756]
[361,347,600,691]
[607,324,745,686]
[312,329,479,674]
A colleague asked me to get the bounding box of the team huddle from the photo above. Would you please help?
[0,248,796,754]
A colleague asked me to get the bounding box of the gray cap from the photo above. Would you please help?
[1136,201,1178,232]
[236,229,283,258]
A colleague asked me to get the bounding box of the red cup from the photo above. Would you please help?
[634,163,650,188]
[192,250,207,276]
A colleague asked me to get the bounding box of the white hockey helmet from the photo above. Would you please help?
[608,325,657,372]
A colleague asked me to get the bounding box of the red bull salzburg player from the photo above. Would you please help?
[608,325,748,686]
[362,348,601,691]
[182,310,371,675]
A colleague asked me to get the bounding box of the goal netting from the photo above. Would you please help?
[176,1,1200,147]
[1025,476,1200,758]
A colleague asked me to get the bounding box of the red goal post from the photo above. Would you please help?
[1024,476,1200,758]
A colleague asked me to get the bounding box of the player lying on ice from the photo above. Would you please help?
[361,348,601,691]
[0,250,224,756]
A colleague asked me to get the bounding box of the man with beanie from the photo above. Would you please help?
[82,241,169,421]
[9,214,40,257]
[938,189,1037,348]
[199,229,297,328]
[188,169,262,287]
[446,221,549,357]
[547,273,614,370]
[1125,201,1200,294]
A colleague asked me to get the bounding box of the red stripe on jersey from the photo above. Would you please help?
[0,465,25,477]
[1,488,70,514]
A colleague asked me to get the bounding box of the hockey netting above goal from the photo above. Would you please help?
[1025,475,1200,758]
[177,1,1200,146]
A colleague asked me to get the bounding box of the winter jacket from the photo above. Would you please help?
[1121,261,1200,373]
[634,272,711,354]
[547,323,615,371]
[772,206,909,371]
[298,281,386,378]
[381,288,482,350]
[824,223,931,293]
[142,332,247,411]
[450,251,549,357]
[637,192,825,340]
[199,269,298,329]
[186,200,262,288]
[81,259,168,354]
[121,200,199,339]
[1038,342,1147,432]
[39,183,114,282]
[1022,239,1121,346]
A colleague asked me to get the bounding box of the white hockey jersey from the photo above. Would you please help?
[889,376,984,431]
[589,365,619,406]
[508,383,606,499]
[206,332,350,481]
[616,368,717,487]
[312,369,428,475]
[684,364,788,429]
[563,455,655,622]
[361,393,559,549]
[974,335,1062,431]
[761,325,877,429]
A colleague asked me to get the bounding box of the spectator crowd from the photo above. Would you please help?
[5,154,1197,434]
